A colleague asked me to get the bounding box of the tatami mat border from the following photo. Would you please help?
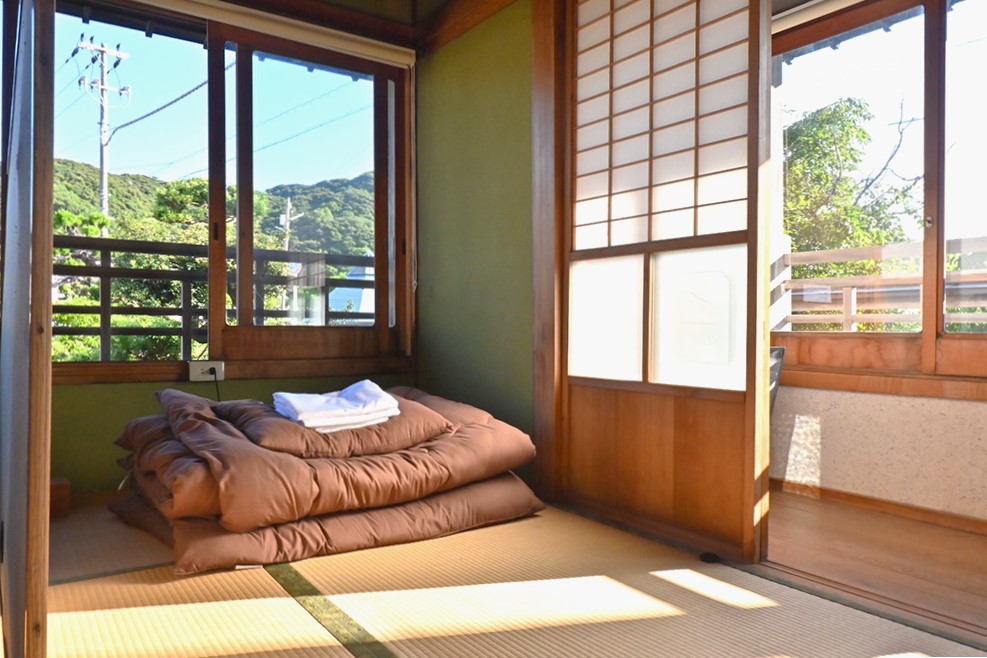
[266,562,397,658]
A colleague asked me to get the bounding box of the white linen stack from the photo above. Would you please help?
[273,379,400,433]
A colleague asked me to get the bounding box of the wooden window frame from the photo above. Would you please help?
[770,0,987,400]
[51,7,414,384]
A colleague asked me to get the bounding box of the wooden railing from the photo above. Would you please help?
[775,236,987,331]
[52,234,374,361]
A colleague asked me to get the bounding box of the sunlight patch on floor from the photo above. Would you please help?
[651,569,778,609]
[326,575,683,641]
[47,597,344,658]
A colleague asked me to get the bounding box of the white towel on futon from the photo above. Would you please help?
[307,415,391,433]
[273,379,399,428]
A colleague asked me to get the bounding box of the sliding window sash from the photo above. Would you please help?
[206,21,411,363]
[771,0,987,390]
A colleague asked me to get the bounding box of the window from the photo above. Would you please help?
[215,23,410,364]
[52,8,210,362]
[772,0,987,381]
[943,0,987,334]
[774,7,924,333]
[48,2,413,376]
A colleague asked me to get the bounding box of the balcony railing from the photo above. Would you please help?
[774,236,987,331]
[52,234,374,361]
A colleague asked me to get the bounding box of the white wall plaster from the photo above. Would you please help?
[770,386,987,520]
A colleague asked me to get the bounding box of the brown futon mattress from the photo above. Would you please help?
[111,386,543,574]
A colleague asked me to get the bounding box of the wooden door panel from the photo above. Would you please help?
[567,383,746,552]
[671,397,746,543]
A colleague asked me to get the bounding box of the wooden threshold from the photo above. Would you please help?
[770,478,987,537]
[760,489,987,651]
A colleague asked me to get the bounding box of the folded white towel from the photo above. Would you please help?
[309,415,392,434]
[273,379,399,428]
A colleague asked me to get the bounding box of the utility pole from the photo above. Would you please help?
[78,40,129,218]
[279,198,304,313]
[279,197,303,250]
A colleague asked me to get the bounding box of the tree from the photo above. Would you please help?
[783,97,923,330]
[784,97,921,278]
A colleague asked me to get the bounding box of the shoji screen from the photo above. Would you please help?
[570,0,752,391]
[565,0,768,562]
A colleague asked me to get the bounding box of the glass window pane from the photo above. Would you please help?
[569,256,644,380]
[651,244,746,390]
[944,0,987,333]
[52,11,208,361]
[774,7,924,333]
[250,51,376,327]
[225,45,238,328]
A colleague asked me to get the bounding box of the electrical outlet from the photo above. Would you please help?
[188,360,225,382]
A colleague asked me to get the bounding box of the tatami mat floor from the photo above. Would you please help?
[47,502,985,658]
[50,495,173,584]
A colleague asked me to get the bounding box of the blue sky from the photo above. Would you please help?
[52,12,375,190]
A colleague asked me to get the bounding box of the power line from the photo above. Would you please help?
[143,78,354,177]
[55,92,87,120]
[107,61,235,145]
[255,104,370,155]
[255,80,356,128]
[55,73,82,99]
[59,131,97,153]
[178,103,372,180]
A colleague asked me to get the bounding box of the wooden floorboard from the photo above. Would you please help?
[765,489,987,646]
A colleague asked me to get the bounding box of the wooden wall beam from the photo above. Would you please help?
[226,0,416,48]
[531,0,565,500]
[416,0,517,56]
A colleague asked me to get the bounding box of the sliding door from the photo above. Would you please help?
[0,0,54,655]
[563,0,771,560]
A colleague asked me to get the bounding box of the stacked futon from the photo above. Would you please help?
[110,382,543,574]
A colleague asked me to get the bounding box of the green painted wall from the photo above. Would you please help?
[415,1,534,433]
[52,374,410,492]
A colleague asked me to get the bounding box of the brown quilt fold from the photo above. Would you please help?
[117,414,220,518]
[143,388,537,533]
[214,394,454,458]
[110,472,543,575]
[388,386,494,426]
[169,472,545,574]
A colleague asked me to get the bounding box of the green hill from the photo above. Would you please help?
[53,159,375,260]
[53,158,165,221]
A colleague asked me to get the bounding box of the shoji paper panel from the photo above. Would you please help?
[573,0,750,248]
